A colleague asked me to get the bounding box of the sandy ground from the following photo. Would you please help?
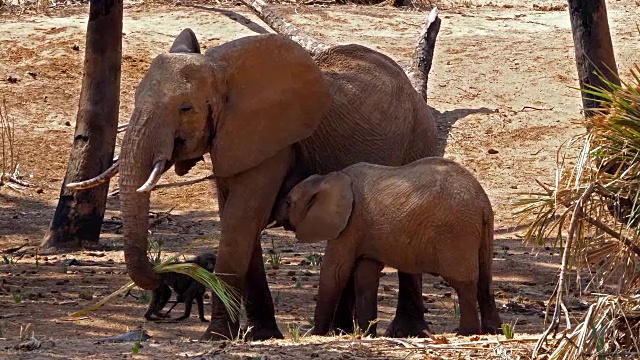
[1,0,639,358]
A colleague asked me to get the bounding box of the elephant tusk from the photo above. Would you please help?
[265,221,278,229]
[66,161,120,190]
[137,160,166,193]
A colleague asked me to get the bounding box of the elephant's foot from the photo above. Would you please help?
[384,314,431,338]
[245,323,284,341]
[202,320,239,341]
[455,325,481,336]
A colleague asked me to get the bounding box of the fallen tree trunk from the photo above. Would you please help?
[405,7,440,102]
[240,0,330,55]
[241,0,440,103]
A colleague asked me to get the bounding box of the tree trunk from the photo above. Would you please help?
[567,0,619,117]
[42,0,123,249]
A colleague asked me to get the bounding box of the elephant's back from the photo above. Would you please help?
[300,45,437,174]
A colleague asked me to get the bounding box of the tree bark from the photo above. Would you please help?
[567,0,619,117]
[42,0,123,249]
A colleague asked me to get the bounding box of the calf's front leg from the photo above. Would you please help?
[312,241,357,335]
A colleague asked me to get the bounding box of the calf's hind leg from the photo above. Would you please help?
[444,277,481,335]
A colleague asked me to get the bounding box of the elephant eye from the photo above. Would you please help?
[179,103,193,113]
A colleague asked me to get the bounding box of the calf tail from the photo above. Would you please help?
[477,208,502,334]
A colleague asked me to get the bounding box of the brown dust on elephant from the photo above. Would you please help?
[275,157,502,336]
[68,21,441,339]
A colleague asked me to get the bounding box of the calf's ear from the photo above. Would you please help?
[294,172,353,243]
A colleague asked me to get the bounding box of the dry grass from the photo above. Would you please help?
[0,97,19,184]
[516,64,640,357]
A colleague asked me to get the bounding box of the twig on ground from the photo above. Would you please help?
[0,313,21,319]
[521,106,554,111]
[302,0,335,4]
[149,205,177,227]
[64,259,116,267]
[1,173,32,187]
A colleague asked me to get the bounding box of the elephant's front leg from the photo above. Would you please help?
[384,272,431,338]
[312,241,357,336]
[204,148,292,341]
[244,239,282,339]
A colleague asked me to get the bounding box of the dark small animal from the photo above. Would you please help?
[144,252,217,322]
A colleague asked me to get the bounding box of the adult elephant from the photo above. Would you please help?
[70,24,440,339]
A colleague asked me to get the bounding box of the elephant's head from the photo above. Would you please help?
[275,172,353,243]
[120,29,331,290]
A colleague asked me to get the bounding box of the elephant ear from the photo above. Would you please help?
[207,34,332,178]
[170,28,204,175]
[169,28,201,54]
[294,172,353,243]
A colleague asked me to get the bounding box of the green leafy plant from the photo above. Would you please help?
[501,320,516,340]
[266,251,281,268]
[349,318,378,339]
[12,292,22,304]
[147,235,165,266]
[2,254,18,265]
[286,323,302,342]
[306,253,322,266]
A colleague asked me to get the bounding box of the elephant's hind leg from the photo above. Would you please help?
[384,272,431,338]
[477,277,501,334]
[445,277,481,335]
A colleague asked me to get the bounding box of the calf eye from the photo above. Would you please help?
[179,103,193,113]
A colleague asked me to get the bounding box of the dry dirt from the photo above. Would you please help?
[1,0,639,358]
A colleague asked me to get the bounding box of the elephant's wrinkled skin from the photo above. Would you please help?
[275,157,502,336]
[113,29,438,340]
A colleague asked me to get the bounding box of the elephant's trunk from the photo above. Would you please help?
[119,110,174,290]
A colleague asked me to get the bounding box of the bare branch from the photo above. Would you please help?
[584,216,640,258]
[533,182,598,357]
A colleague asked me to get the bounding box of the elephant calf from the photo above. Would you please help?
[275,157,502,335]
[144,252,217,322]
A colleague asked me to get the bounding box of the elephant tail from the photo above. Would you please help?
[406,7,441,103]
[477,207,502,333]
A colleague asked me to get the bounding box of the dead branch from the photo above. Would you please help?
[64,259,116,267]
[405,7,440,102]
[149,205,177,227]
[584,216,640,258]
[1,173,32,187]
[240,0,331,55]
[533,182,598,357]
[107,174,214,196]
[153,174,214,190]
